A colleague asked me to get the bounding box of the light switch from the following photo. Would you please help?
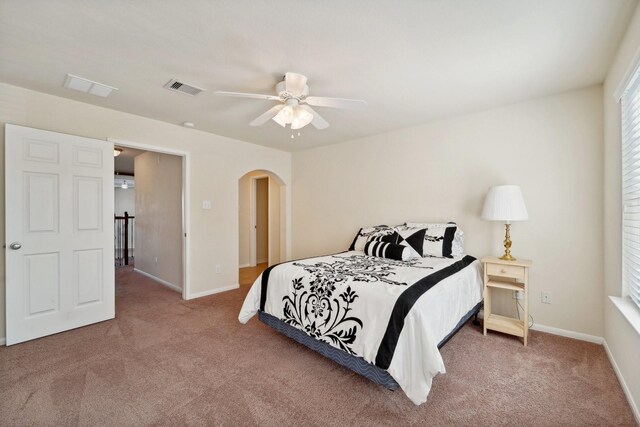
[202,200,212,210]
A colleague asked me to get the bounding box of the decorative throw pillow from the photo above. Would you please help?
[422,227,456,258]
[368,232,399,244]
[364,240,410,261]
[405,222,459,258]
[394,226,427,258]
[348,225,398,251]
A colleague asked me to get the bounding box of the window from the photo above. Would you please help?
[622,63,640,310]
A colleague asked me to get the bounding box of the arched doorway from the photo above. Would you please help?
[238,170,286,281]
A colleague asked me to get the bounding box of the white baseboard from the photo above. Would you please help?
[188,284,239,299]
[239,263,250,269]
[133,268,182,293]
[477,310,603,344]
[530,323,604,344]
[603,339,640,425]
[257,258,268,264]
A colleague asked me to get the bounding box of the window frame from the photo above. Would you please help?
[621,62,640,310]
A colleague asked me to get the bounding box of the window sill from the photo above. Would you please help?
[609,296,640,337]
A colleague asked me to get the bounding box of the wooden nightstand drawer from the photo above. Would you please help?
[486,263,525,280]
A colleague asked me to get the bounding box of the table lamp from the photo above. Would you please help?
[481,185,529,261]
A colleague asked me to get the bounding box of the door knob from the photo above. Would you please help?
[9,242,22,250]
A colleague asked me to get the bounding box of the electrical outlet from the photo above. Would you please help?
[513,290,524,300]
[215,264,222,274]
[541,292,552,304]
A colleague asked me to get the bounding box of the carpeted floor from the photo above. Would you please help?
[0,266,635,426]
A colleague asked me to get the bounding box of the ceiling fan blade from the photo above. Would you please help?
[215,91,281,101]
[303,96,367,109]
[298,105,329,130]
[285,72,308,96]
[249,104,284,127]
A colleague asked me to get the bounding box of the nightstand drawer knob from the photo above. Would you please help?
[501,269,507,273]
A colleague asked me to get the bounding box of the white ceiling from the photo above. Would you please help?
[0,0,636,152]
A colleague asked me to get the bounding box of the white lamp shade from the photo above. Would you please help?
[273,105,294,127]
[272,104,314,130]
[482,185,529,222]
[291,107,313,130]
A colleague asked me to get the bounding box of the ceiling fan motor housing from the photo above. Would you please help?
[276,80,309,100]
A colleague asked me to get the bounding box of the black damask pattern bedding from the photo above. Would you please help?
[239,251,483,405]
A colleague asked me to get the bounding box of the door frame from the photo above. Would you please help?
[249,175,269,267]
[108,138,192,300]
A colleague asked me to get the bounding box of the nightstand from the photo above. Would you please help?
[481,257,532,346]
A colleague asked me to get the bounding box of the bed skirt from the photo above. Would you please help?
[258,300,482,391]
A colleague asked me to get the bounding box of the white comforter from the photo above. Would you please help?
[239,251,483,405]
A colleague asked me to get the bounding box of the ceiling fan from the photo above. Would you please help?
[215,72,367,130]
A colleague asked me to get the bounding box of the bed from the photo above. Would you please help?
[239,241,484,405]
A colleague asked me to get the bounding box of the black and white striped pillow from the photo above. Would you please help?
[349,225,399,251]
[368,232,399,244]
[364,240,410,261]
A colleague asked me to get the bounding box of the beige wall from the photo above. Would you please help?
[603,2,640,416]
[134,152,183,289]
[238,171,284,267]
[0,82,292,340]
[114,187,135,216]
[256,178,269,264]
[293,85,604,336]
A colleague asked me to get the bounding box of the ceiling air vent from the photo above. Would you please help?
[163,79,204,96]
[63,74,117,98]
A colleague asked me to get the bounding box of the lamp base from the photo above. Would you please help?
[500,223,516,261]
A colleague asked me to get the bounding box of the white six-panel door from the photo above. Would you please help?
[5,124,114,345]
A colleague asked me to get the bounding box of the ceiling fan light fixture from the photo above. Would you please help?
[273,105,294,127]
[281,105,294,122]
[272,112,287,127]
[291,108,314,130]
[218,72,365,131]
